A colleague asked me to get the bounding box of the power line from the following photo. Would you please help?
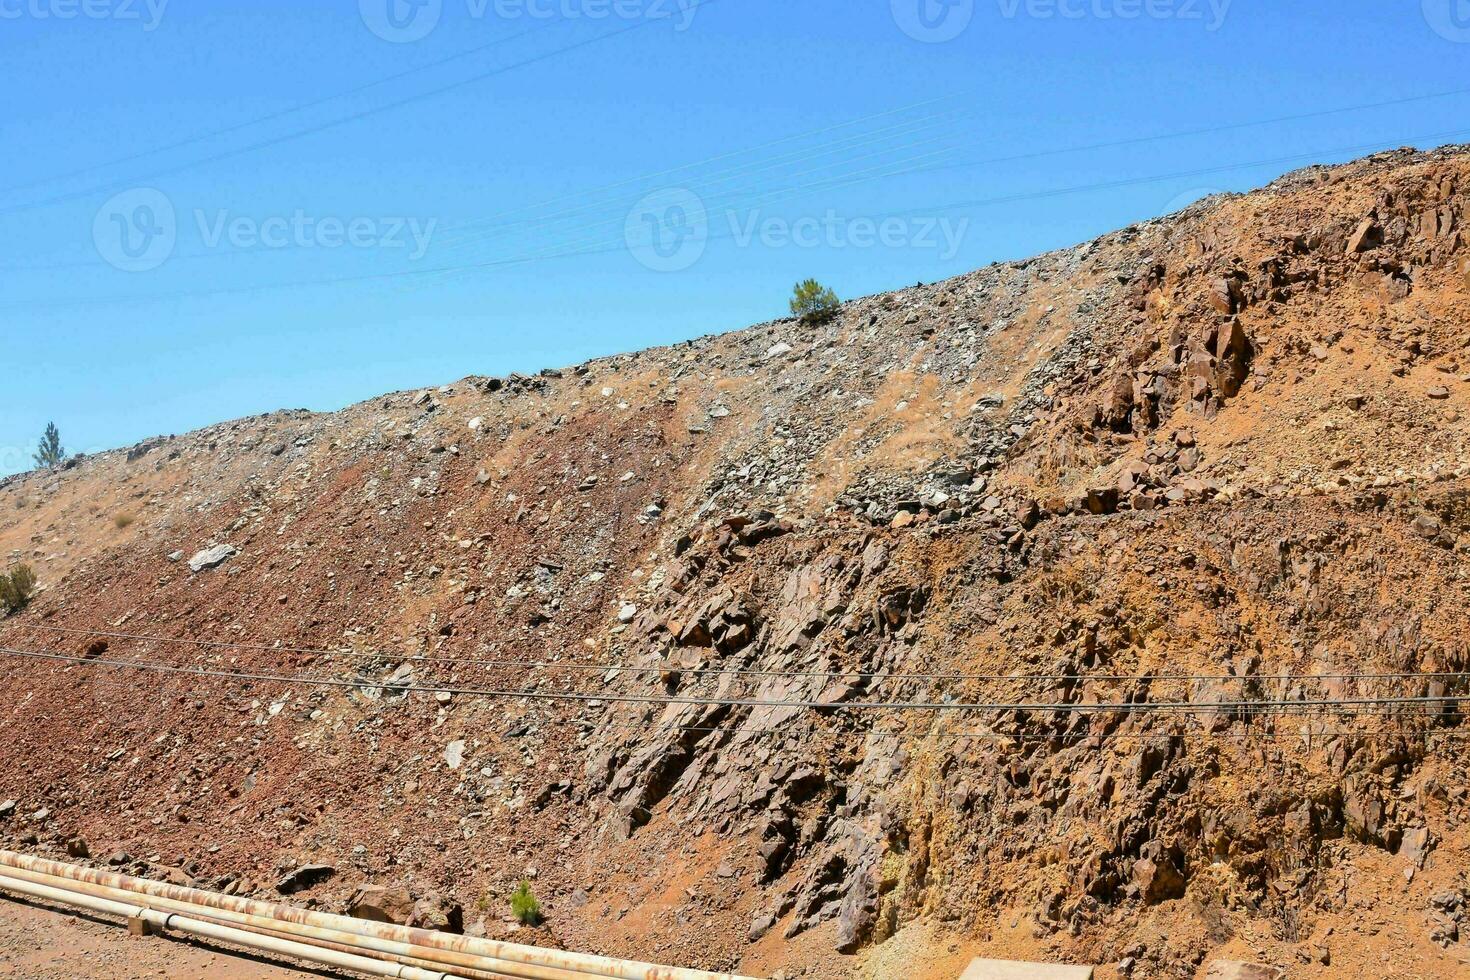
[1,645,1466,715]
[430,87,1470,262]
[7,83,1467,277]
[439,123,1470,290]
[372,124,1470,297]
[24,686,1470,745]
[0,0,724,219]
[8,125,1467,313]
[474,125,1470,272]
[12,655,1469,746]
[11,622,1470,685]
[11,660,1470,746]
[430,93,974,235]
[259,84,1470,259]
[0,105,973,275]
[433,109,972,249]
[0,21,565,199]
[434,120,968,268]
[897,85,1470,179]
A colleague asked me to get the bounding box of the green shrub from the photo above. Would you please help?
[0,565,36,615]
[789,279,840,324]
[510,881,542,926]
[114,514,135,529]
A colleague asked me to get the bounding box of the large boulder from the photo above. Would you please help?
[348,884,415,925]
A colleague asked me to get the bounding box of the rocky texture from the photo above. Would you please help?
[0,147,1469,979]
[186,544,237,573]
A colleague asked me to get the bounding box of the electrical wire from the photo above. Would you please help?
[437,125,1470,283]
[10,622,1470,686]
[7,125,1468,313]
[1,645,1467,715]
[0,20,565,199]
[10,659,1470,746]
[0,105,976,275]
[0,0,725,219]
[430,84,1470,247]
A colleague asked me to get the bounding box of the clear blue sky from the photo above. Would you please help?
[1,0,1468,474]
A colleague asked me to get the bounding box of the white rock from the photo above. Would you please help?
[617,603,639,623]
[188,544,237,573]
[445,740,466,770]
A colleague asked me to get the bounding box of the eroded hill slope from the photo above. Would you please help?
[1,146,1469,979]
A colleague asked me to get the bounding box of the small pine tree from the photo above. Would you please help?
[510,881,542,926]
[789,279,840,324]
[34,423,64,470]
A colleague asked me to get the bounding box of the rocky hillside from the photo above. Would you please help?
[1,145,1469,979]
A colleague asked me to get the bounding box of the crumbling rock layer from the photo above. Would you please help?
[1,146,1469,978]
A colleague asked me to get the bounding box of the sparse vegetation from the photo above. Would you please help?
[114,514,135,529]
[34,422,65,470]
[510,881,541,926]
[789,279,840,324]
[0,565,36,616]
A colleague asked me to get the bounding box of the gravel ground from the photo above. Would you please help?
[0,895,361,980]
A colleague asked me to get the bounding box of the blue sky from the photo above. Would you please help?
[1,0,1468,474]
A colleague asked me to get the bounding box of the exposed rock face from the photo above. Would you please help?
[0,146,1468,977]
